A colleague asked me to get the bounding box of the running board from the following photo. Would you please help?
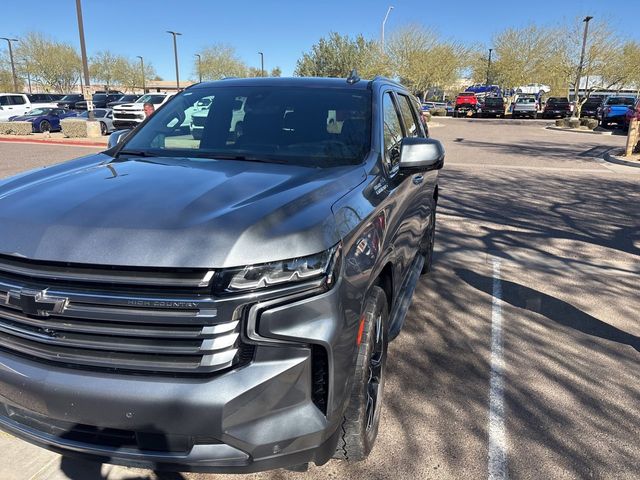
[388,254,425,341]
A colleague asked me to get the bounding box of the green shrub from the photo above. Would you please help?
[422,111,432,123]
[0,121,33,135]
[432,108,448,117]
[555,118,569,127]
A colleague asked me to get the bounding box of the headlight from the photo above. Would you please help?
[216,244,341,292]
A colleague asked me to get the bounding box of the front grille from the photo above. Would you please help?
[0,255,245,375]
[115,112,142,120]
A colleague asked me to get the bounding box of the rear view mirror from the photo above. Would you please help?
[107,129,132,149]
[399,137,445,171]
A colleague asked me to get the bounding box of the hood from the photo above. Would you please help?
[115,103,143,111]
[8,115,37,122]
[0,154,366,269]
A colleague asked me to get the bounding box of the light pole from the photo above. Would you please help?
[167,31,182,89]
[258,51,264,77]
[136,56,145,93]
[74,0,93,120]
[486,48,493,86]
[1,37,19,92]
[381,6,394,50]
[573,16,593,115]
[194,53,202,83]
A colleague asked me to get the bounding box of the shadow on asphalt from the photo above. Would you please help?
[457,268,640,352]
[60,456,185,480]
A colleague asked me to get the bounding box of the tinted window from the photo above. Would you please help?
[606,97,635,106]
[124,86,372,167]
[382,92,403,170]
[61,95,82,101]
[92,94,107,102]
[547,98,569,104]
[136,94,167,104]
[9,95,25,105]
[93,109,107,117]
[0,96,10,106]
[397,94,420,138]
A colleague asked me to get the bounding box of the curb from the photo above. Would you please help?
[603,151,640,168]
[546,125,613,135]
[0,137,106,148]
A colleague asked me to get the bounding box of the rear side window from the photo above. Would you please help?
[9,95,25,105]
[0,96,9,106]
[382,92,403,171]
[397,94,421,138]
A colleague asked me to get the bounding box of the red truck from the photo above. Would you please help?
[453,92,479,117]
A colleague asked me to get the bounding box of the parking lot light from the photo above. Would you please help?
[167,31,182,90]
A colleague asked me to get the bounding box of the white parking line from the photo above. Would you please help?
[488,258,508,480]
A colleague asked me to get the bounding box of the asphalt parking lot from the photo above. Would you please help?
[0,119,638,480]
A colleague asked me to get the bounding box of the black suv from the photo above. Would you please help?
[0,76,443,473]
[56,94,84,109]
[75,92,124,110]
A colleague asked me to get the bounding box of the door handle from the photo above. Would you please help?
[412,175,424,185]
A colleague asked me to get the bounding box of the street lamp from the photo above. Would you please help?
[167,31,182,89]
[486,48,493,86]
[74,0,93,120]
[194,53,202,83]
[381,6,394,50]
[573,16,593,115]
[1,37,19,92]
[136,56,145,93]
[258,51,264,77]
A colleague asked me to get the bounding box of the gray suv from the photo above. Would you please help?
[0,76,443,473]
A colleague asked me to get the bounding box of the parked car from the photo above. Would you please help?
[465,84,501,96]
[112,92,174,129]
[8,107,77,132]
[623,98,640,130]
[478,97,505,118]
[541,97,573,119]
[0,93,59,120]
[453,92,479,117]
[599,96,637,128]
[0,76,443,473]
[26,93,62,105]
[580,96,604,118]
[74,108,115,135]
[57,94,84,109]
[107,94,141,108]
[74,93,123,110]
[516,83,551,95]
[512,96,538,119]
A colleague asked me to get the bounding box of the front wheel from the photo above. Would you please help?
[39,120,51,133]
[334,286,388,461]
[100,122,107,135]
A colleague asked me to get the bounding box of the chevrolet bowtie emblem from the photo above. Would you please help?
[5,289,68,317]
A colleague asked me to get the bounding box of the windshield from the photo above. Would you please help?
[547,98,569,104]
[27,108,53,115]
[92,94,107,101]
[517,97,536,103]
[485,98,503,105]
[122,86,372,167]
[135,94,167,104]
[606,97,635,106]
[60,95,80,101]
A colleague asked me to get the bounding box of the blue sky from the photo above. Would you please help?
[3,0,639,81]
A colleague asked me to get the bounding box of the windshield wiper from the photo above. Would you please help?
[116,149,158,158]
[190,152,289,164]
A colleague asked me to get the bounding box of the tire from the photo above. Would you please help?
[334,286,388,462]
[421,206,436,275]
[39,120,51,133]
[99,122,107,136]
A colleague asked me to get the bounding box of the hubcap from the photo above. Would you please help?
[365,312,384,432]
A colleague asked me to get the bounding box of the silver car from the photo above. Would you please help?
[75,108,115,135]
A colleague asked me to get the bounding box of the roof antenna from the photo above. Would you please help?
[346,69,360,85]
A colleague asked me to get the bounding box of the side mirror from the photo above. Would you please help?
[107,129,132,149]
[399,137,445,171]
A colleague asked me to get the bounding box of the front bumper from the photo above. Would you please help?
[0,281,358,473]
[113,119,142,129]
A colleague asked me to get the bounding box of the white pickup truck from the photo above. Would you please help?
[0,93,59,121]
[112,93,174,129]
